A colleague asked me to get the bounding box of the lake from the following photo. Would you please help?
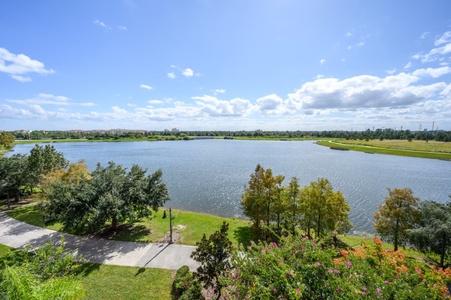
[9,140,451,234]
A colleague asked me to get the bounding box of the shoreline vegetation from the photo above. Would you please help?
[9,135,451,161]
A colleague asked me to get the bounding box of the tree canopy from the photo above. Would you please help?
[374,188,420,251]
[408,199,451,267]
[42,161,170,232]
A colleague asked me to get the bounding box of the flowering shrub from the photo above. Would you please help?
[220,234,451,299]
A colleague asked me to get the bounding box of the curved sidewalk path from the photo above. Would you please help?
[0,211,199,271]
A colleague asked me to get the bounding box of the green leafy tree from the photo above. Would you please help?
[299,178,352,238]
[241,164,284,233]
[43,162,170,232]
[282,177,301,235]
[191,221,233,300]
[408,199,451,267]
[25,144,68,193]
[0,154,27,205]
[374,188,421,251]
[0,132,15,150]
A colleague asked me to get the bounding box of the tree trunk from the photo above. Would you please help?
[440,232,446,268]
[394,218,399,251]
[7,193,10,210]
[112,216,118,229]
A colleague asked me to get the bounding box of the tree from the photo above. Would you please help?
[42,161,170,232]
[241,164,284,233]
[282,177,301,235]
[25,144,68,193]
[191,222,233,300]
[299,178,352,238]
[0,132,15,150]
[0,154,27,205]
[408,200,451,267]
[374,188,420,251]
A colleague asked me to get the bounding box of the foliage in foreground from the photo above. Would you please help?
[0,236,84,300]
[191,221,233,299]
[219,233,451,299]
[173,265,204,300]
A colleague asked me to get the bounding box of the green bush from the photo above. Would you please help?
[173,265,203,300]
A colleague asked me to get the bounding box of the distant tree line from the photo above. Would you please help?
[4,128,451,142]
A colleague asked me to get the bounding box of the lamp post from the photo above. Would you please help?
[169,208,173,244]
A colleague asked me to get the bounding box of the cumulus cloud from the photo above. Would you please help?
[320,59,326,65]
[117,25,128,31]
[182,68,194,77]
[287,72,445,111]
[404,62,413,69]
[167,72,176,79]
[412,66,451,78]
[346,32,353,37]
[0,48,55,81]
[192,95,252,117]
[256,94,287,115]
[140,84,153,90]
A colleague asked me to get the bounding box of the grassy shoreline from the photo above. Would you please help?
[317,140,451,160]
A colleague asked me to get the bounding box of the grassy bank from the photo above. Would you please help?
[317,140,451,160]
[2,200,252,246]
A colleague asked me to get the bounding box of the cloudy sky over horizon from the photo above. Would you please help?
[1,0,451,131]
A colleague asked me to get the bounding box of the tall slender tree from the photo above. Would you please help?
[374,188,420,251]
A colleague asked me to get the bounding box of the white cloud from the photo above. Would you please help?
[421,32,430,39]
[127,103,137,107]
[94,20,110,29]
[213,89,226,95]
[192,95,253,117]
[404,62,412,69]
[435,31,451,46]
[412,66,451,78]
[117,25,128,31]
[0,48,55,81]
[347,41,365,50]
[413,31,451,63]
[182,68,194,77]
[140,84,153,90]
[346,32,353,37]
[287,72,445,111]
[167,72,176,79]
[6,93,96,107]
[11,75,32,82]
[256,94,285,115]
[147,100,165,105]
[320,59,326,65]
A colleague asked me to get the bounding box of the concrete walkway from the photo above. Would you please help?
[0,211,199,271]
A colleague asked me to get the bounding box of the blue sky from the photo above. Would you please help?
[1,0,451,131]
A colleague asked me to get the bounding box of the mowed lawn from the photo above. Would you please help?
[338,139,451,153]
[3,201,253,246]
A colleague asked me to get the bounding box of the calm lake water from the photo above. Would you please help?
[9,140,451,234]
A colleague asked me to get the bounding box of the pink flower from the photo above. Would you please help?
[316,262,321,267]
[295,289,301,294]
[346,261,352,268]
[290,270,295,276]
[333,230,338,235]
[385,280,390,285]
[376,287,381,294]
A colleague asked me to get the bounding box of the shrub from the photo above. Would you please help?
[220,233,451,299]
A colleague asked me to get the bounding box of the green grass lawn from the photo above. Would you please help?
[317,140,451,160]
[77,264,173,300]
[2,200,253,246]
